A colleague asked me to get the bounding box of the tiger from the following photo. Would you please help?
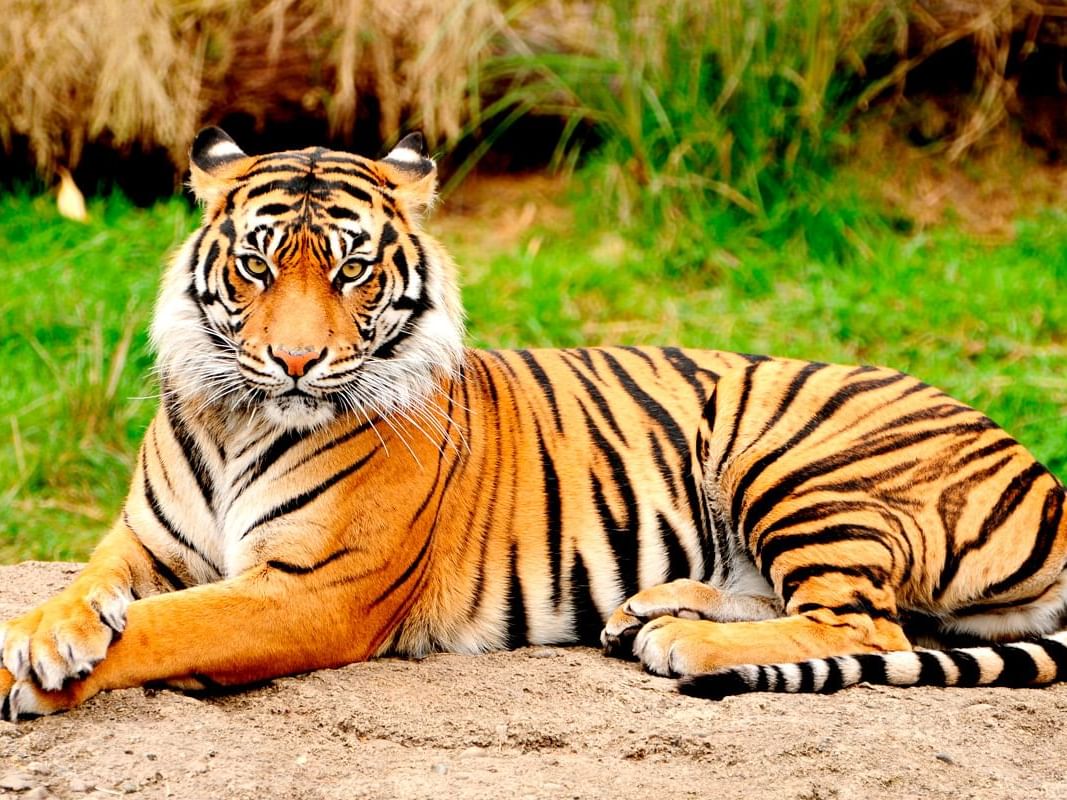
[2,128,1066,721]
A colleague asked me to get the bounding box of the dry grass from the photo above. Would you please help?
[0,0,507,176]
[2,0,1067,178]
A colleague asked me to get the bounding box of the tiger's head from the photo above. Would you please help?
[152,128,465,431]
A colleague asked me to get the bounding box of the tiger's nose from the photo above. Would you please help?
[267,345,326,378]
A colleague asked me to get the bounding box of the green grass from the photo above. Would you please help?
[0,193,196,560]
[2,188,1067,562]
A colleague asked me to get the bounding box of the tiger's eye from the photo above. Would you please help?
[341,261,371,280]
[244,257,268,275]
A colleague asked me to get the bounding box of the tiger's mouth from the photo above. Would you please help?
[262,389,337,431]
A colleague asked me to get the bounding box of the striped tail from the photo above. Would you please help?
[677,632,1067,699]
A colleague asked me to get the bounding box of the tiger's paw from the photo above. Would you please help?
[0,583,131,691]
[601,579,722,660]
[0,668,84,721]
[632,616,722,678]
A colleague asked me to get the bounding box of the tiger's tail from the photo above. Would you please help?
[677,631,1067,699]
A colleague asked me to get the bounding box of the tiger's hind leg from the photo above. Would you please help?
[601,579,782,660]
[629,520,914,677]
[631,577,912,678]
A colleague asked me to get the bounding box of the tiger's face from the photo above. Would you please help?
[152,129,464,431]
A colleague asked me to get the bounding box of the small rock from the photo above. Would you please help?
[25,762,50,776]
[25,788,53,800]
[189,761,209,775]
[494,723,509,743]
[145,753,157,762]
[935,753,956,765]
[528,648,561,658]
[432,763,449,775]
[120,781,139,794]
[0,772,35,791]
[460,746,486,758]
[67,778,95,793]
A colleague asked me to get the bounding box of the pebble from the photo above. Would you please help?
[68,778,95,792]
[0,771,35,791]
[527,648,561,659]
[935,752,956,765]
[24,788,53,800]
[189,761,209,775]
[120,781,139,794]
[460,746,487,758]
[432,763,449,775]
[25,762,50,776]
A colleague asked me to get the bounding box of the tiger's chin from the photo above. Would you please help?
[262,393,337,431]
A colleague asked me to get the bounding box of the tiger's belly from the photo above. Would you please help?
[386,347,757,656]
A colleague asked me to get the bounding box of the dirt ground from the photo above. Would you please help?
[1,562,1066,799]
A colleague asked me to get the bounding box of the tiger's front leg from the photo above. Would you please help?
[0,562,400,721]
[0,520,176,692]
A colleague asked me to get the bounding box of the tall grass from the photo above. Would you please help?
[480,0,913,267]
[476,0,904,267]
[0,0,505,177]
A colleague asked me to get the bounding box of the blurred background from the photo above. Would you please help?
[2,0,1067,561]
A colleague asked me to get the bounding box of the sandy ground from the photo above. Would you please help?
[1,562,1066,799]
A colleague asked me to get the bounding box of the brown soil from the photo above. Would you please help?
[2,562,1067,799]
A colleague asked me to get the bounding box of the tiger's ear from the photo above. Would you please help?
[189,127,251,207]
[377,132,437,214]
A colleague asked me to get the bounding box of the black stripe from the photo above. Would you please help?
[917,651,946,685]
[759,361,828,438]
[580,402,639,600]
[983,486,1064,597]
[743,419,992,542]
[279,419,374,477]
[256,202,294,216]
[140,451,221,574]
[326,205,359,220]
[779,564,888,606]
[1042,638,1067,681]
[758,524,894,584]
[755,664,770,692]
[126,512,187,590]
[936,461,1048,597]
[657,513,692,582]
[661,347,715,404]
[518,350,563,434]
[949,650,982,686]
[370,528,433,609]
[820,657,844,693]
[855,653,889,684]
[535,423,564,608]
[240,447,379,539]
[505,542,528,649]
[570,551,605,645]
[797,660,816,692]
[266,547,353,575]
[233,428,306,495]
[596,350,707,579]
[713,361,761,477]
[163,395,214,511]
[618,345,659,372]
[732,372,910,536]
[561,354,628,444]
[648,431,680,505]
[990,644,1040,687]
